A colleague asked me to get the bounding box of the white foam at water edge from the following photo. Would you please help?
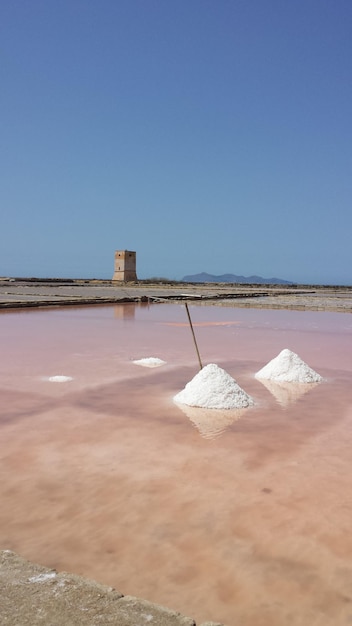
[132,357,167,368]
[255,348,323,383]
[47,375,73,383]
[174,363,254,409]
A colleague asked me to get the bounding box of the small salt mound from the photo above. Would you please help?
[174,363,254,409]
[47,375,73,383]
[133,357,166,368]
[255,349,323,383]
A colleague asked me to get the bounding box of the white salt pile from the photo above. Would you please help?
[47,375,73,383]
[132,357,166,368]
[174,363,254,409]
[255,348,323,383]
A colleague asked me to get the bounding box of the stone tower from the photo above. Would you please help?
[112,250,137,281]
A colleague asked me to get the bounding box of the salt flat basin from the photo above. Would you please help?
[0,303,352,626]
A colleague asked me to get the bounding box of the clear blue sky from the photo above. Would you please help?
[1,0,351,284]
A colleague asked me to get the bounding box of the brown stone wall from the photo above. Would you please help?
[112,250,137,281]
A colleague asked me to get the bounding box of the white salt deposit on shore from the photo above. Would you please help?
[132,357,166,368]
[174,363,254,409]
[255,348,323,383]
[47,375,73,383]
[28,572,57,583]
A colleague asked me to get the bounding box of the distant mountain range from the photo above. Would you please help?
[182,272,293,285]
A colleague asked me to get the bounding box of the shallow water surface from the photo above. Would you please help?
[0,304,352,625]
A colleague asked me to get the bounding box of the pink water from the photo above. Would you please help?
[1,303,352,625]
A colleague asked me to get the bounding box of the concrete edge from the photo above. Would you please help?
[0,550,225,626]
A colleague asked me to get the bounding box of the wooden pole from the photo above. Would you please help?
[185,303,203,370]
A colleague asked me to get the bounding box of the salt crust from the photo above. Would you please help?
[255,348,323,383]
[28,572,57,583]
[47,376,73,383]
[174,363,254,410]
[132,357,166,368]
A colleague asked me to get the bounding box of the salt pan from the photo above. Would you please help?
[174,363,254,410]
[133,357,166,368]
[255,348,323,383]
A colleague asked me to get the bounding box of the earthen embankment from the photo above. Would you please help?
[0,279,351,312]
[0,550,222,625]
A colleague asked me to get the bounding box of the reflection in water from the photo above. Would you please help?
[257,378,320,407]
[114,304,136,319]
[175,403,245,439]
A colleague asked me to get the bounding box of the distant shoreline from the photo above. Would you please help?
[1,276,351,288]
[0,279,351,313]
